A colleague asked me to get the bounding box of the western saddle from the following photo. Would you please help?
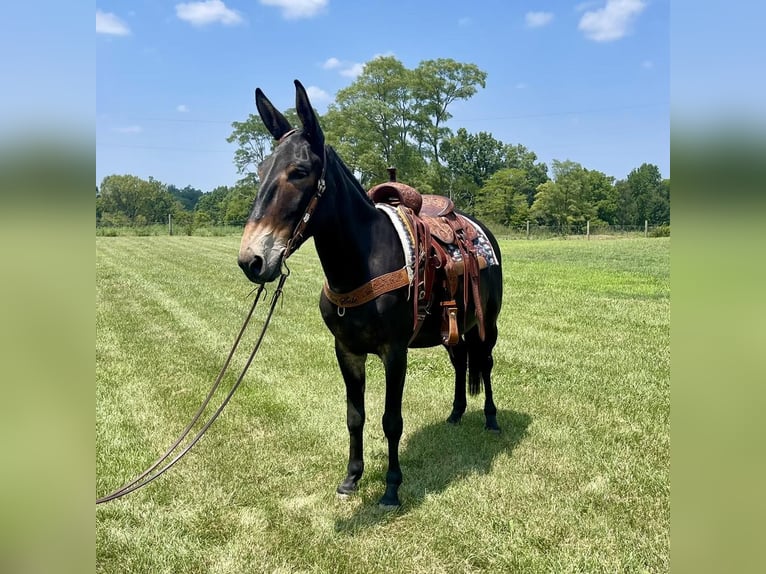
[367,168,487,345]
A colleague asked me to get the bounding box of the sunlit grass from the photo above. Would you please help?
[97,236,669,573]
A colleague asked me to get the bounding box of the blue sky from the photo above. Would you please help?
[97,1,669,192]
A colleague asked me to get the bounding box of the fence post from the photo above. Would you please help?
[526,220,530,239]
[586,220,590,240]
[168,213,173,236]
[644,220,648,237]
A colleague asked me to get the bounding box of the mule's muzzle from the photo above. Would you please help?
[238,251,283,284]
[238,253,264,282]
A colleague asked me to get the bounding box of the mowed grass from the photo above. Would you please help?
[96,236,669,573]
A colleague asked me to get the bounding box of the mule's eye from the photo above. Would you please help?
[290,166,309,180]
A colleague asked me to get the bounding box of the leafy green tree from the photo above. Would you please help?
[474,168,529,226]
[531,160,609,229]
[501,144,549,206]
[168,184,203,211]
[441,131,548,211]
[613,179,637,226]
[195,185,231,225]
[222,184,254,226]
[411,59,487,191]
[442,128,507,190]
[326,56,421,186]
[227,109,299,182]
[97,174,179,225]
[626,163,668,225]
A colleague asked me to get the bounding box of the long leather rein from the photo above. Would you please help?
[96,275,287,504]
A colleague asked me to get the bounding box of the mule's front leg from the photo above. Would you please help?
[379,347,408,508]
[335,342,367,496]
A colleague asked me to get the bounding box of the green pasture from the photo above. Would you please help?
[96,236,669,573]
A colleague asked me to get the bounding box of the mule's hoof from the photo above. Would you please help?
[378,487,401,509]
[336,481,358,497]
[484,414,501,433]
[446,411,464,425]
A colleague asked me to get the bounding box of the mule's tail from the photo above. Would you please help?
[467,356,483,396]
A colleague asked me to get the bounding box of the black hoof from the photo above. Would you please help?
[484,414,501,433]
[378,485,401,509]
[378,496,401,510]
[336,479,358,497]
[446,411,464,425]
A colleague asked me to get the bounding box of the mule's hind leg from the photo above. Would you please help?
[335,341,367,496]
[446,339,468,424]
[467,327,500,433]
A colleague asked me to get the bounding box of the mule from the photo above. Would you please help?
[238,80,503,507]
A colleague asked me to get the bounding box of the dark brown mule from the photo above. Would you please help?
[238,80,503,507]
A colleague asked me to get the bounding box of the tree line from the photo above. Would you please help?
[97,56,669,232]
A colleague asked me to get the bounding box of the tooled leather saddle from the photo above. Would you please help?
[368,170,487,345]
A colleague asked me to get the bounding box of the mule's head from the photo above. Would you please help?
[238,80,325,284]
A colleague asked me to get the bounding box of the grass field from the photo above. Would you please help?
[96,236,669,573]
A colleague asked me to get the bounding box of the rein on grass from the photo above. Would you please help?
[96,272,288,504]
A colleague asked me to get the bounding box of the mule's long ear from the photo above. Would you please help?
[255,88,293,141]
[294,80,325,155]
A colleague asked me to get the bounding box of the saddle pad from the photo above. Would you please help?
[375,203,416,283]
[444,221,499,267]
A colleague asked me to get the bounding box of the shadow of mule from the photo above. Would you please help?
[334,409,532,533]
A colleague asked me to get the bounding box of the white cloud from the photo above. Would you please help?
[641,59,654,69]
[578,0,646,42]
[515,82,528,90]
[322,57,341,70]
[259,0,328,19]
[340,63,364,78]
[458,17,472,27]
[113,125,142,134]
[305,86,331,104]
[322,57,364,78]
[96,10,130,36]
[176,1,243,27]
[525,12,554,28]
[177,104,190,112]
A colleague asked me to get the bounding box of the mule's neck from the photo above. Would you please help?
[310,153,388,293]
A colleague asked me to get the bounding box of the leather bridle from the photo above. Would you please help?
[282,135,327,261]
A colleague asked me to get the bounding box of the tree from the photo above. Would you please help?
[501,144,549,206]
[326,56,421,186]
[411,59,487,191]
[442,128,507,190]
[474,168,530,227]
[227,109,299,182]
[97,174,179,225]
[195,185,231,225]
[168,184,203,211]
[222,183,255,226]
[626,163,668,225]
[441,131,549,212]
[530,160,611,229]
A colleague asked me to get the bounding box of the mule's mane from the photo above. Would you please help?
[324,145,374,207]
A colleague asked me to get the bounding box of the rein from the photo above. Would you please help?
[96,273,288,504]
[98,135,326,504]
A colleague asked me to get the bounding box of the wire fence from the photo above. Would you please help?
[96,217,669,239]
[491,221,670,240]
